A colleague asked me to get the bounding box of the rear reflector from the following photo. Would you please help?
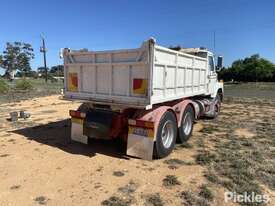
[68,73,78,92]
[133,78,148,95]
[69,110,86,119]
[128,119,154,129]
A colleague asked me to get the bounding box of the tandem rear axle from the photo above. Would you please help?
[69,94,222,160]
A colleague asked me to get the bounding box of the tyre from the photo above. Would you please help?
[177,105,194,143]
[211,94,222,119]
[77,102,93,113]
[154,111,177,158]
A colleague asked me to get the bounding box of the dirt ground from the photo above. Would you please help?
[0,95,274,206]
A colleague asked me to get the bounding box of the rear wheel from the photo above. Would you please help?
[154,111,177,158]
[177,105,194,143]
[77,102,93,113]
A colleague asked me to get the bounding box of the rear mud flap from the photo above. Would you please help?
[71,118,88,144]
[126,134,154,160]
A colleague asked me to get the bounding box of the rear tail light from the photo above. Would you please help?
[69,110,86,118]
[128,119,154,129]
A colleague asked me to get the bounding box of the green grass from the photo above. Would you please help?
[177,141,193,149]
[163,158,186,165]
[0,78,9,94]
[195,151,217,165]
[180,191,197,205]
[113,171,125,177]
[180,190,210,206]
[34,196,48,205]
[204,138,264,203]
[101,196,132,206]
[0,78,63,104]
[118,181,138,195]
[200,126,220,134]
[198,109,275,205]
[163,158,193,169]
[143,193,164,206]
[224,82,275,100]
[204,171,220,184]
[15,78,33,90]
[199,185,214,201]
[162,175,181,187]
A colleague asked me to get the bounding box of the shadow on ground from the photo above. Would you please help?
[12,119,129,159]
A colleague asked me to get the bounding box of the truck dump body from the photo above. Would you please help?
[63,39,209,109]
[66,39,224,159]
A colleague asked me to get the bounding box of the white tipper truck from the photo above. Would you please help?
[62,38,224,160]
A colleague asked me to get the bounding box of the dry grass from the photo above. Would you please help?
[162,175,181,187]
[0,90,275,205]
[195,98,275,205]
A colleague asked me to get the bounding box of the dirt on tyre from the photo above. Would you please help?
[177,105,194,143]
[154,111,177,159]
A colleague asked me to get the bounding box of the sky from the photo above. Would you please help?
[0,0,275,74]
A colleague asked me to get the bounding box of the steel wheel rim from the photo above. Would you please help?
[161,120,174,149]
[183,113,192,135]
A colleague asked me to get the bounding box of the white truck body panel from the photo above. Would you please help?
[63,39,213,109]
[152,45,208,105]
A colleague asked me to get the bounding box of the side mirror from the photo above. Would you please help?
[216,56,223,71]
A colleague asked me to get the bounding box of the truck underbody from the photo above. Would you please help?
[69,92,223,160]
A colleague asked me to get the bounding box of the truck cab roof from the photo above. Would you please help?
[179,48,213,58]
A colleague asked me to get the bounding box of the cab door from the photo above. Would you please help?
[207,55,217,97]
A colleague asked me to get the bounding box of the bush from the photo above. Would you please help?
[196,151,217,165]
[199,184,214,201]
[0,78,9,93]
[15,78,33,90]
[218,54,275,82]
[49,75,58,83]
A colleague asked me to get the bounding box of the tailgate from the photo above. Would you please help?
[63,40,153,108]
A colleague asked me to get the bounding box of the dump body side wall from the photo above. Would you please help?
[151,45,209,105]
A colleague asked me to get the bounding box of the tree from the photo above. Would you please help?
[16,70,38,78]
[0,42,34,80]
[50,65,64,76]
[218,54,275,82]
[37,66,49,77]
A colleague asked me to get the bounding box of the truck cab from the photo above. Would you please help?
[178,47,223,99]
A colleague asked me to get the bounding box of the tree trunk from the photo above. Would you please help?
[5,69,15,81]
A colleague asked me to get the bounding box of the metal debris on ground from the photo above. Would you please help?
[9,112,18,122]
[9,111,31,122]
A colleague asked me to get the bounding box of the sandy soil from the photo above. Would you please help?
[0,95,274,206]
